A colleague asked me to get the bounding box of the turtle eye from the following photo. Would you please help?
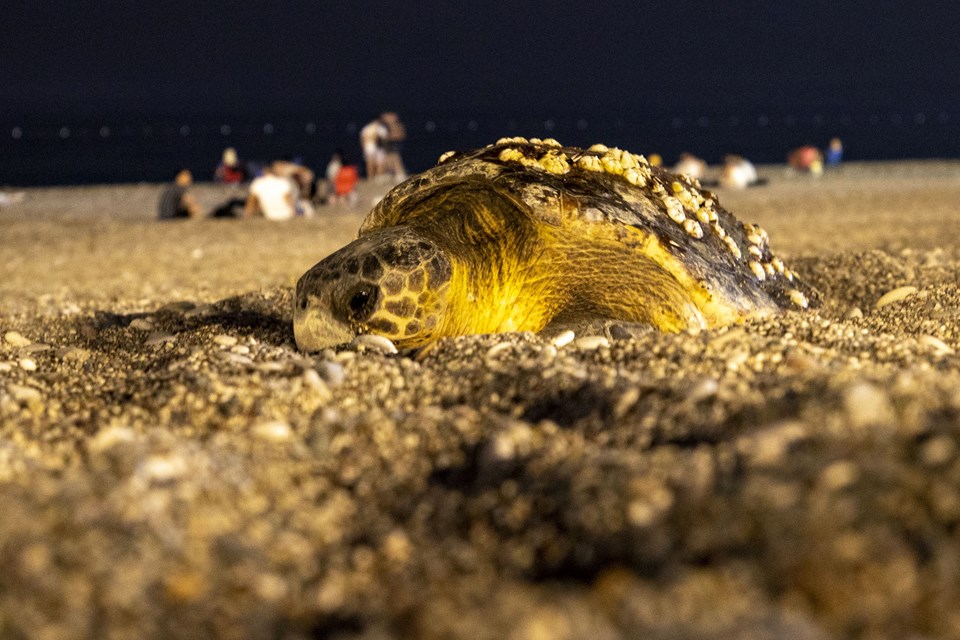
[345,284,380,321]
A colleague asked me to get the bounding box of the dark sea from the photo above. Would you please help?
[3,109,959,187]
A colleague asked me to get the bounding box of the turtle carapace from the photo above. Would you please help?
[294,138,818,351]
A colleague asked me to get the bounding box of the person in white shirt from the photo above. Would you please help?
[720,155,759,190]
[244,165,312,220]
[359,117,387,179]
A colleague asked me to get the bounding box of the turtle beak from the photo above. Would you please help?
[293,303,356,351]
[293,273,356,351]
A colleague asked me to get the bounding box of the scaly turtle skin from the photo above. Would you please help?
[294,138,818,351]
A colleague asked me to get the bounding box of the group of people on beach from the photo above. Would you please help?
[158,112,411,222]
[158,115,844,220]
[158,153,334,221]
[668,137,844,188]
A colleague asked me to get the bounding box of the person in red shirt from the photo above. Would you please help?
[214,147,248,183]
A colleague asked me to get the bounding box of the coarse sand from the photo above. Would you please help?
[1,161,960,639]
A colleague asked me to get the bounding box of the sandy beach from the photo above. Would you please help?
[2,161,960,639]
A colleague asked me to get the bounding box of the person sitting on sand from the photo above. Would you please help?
[825,137,844,168]
[244,165,313,220]
[673,153,707,180]
[788,146,824,175]
[157,170,204,220]
[720,155,760,190]
[215,147,247,184]
[331,152,360,206]
[271,157,316,201]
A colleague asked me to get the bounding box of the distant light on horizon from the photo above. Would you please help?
[11,127,23,140]
[263,123,274,135]
[305,122,317,134]
[425,121,436,133]
[99,126,111,138]
[180,125,190,136]
[220,124,232,136]
[59,126,70,139]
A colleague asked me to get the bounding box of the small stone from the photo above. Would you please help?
[819,460,859,491]
[725,350,750,371]
[145,332,177,346]
[382,530,413,564]
[551,330,575,348]
[7,384,42,403]
[919,335,954,356]
[184,304,211,318]
[253,420,293,442]
[920,436,956,467]
[88,425,137,453]
[17,357,37,371]
[0,362,12,373]
[3,330,32,347]
[626,481,674,527]
[302,369,331,397]
[128,318,154,331]
[59,347,92,363]
[139,455,187,483]
[573,335,609,350]
[738,421,807,467]
[875,286,918,309]
[213,334,238,347]
[844,307,864,320]
[317,361,345,386]
[157,301,196,314]
[843,381,895,429]
[257,361,289,373]
[223,353,254,366]
[165,571,206,603]
[485,342,514,359]
[352,334,398,354]
[687,378,719,403]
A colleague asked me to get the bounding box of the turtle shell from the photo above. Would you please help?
[360,138,818,317]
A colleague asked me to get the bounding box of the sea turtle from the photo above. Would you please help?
[294,138,818,351]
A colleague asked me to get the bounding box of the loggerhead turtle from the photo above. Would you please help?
[294,138,818,351]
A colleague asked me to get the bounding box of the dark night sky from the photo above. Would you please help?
[4,0,958,120]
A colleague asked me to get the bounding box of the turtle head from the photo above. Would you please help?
[294,227,453,351]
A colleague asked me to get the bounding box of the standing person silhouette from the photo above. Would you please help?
[380,112,407,181]
[359,117,387,179]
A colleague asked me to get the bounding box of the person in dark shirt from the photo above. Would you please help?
[157,170,204,220]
